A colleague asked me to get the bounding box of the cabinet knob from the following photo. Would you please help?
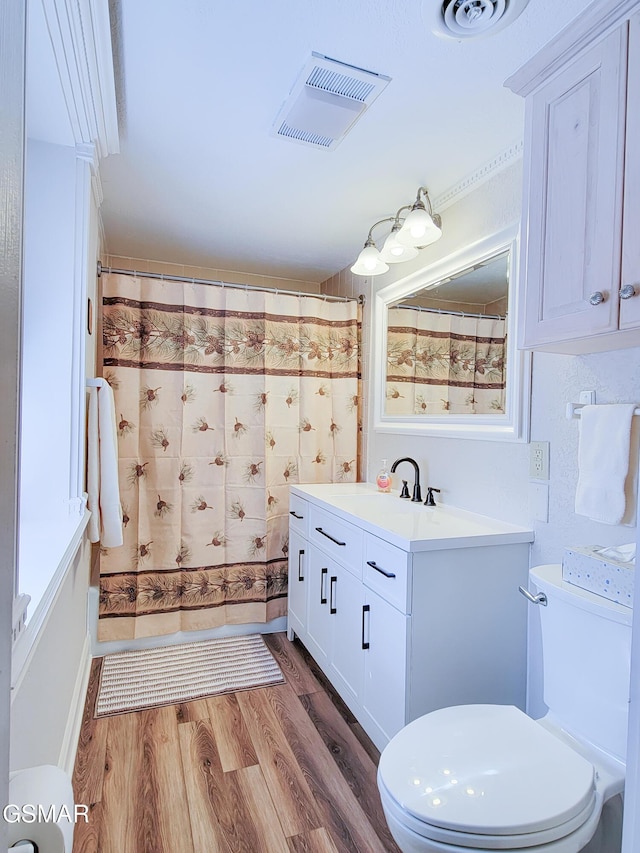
[589,291,606,306]
[619,284,637,300]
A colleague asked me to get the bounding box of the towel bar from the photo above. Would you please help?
[566,402,640,419]
[86,377,102,387]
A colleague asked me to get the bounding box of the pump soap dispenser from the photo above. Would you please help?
[376,459,392,493]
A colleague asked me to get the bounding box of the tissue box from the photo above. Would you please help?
[562,546,634,607]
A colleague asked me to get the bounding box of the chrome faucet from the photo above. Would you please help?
[390,457,422,502]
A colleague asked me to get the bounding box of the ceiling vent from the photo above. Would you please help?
[271,53,391,151]
[428,0,531,40]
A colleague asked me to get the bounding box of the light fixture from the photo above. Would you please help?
[351,187,441,277]
[396,188,442,247]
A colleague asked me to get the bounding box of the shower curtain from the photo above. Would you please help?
[97,273,360,641]
[385,307,506,416]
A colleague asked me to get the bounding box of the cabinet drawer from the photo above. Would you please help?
[363,533,411,613]
[289,493,309,537]
[309,505,363,577]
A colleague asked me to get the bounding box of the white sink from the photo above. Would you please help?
[292,482,534,552]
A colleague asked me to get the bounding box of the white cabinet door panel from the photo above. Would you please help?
[306,545,333,668]
[330,565,365,705]
[363,588,409,744]
[621,12,640,333]
[523,26,626,347]
[288,530,307,637]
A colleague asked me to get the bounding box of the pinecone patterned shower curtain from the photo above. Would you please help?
[97,274,360,641]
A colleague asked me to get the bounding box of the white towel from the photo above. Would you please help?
[575,403,636,525]
[87,378,123,547]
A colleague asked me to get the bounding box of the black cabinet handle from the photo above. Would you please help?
[320,567,328,604]
[315,527,346,546]
[330,576,337,614]
[362,604,370,649]
[367,560,396,579]
[290,510,304,519]
[298,549,304,582]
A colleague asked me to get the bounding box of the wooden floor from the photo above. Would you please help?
[72,632,400,852]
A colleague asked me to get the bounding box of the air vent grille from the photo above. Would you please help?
[306,67,376,103]
[429,0,531,39]
[276,122,333,149]
[271,53,391,150]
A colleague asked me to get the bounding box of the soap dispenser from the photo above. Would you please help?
[376,459,392,493]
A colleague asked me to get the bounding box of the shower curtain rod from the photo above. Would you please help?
[97,262,364,304]
[393,303,505,321]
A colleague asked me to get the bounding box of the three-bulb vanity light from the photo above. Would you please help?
[350,186,442,277]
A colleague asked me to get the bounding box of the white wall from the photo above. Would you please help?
[323,160,640,715]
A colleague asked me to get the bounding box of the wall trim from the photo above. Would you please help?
[58,632,91,776]
[11,512,90,692]
[432,140,523,213]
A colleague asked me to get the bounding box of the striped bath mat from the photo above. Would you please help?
[94,633,284,717]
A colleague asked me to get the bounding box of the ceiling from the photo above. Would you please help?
[32,0,591,284]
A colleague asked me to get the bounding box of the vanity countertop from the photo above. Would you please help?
[290,482,534,552]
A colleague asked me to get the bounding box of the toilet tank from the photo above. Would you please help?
[531,564,632,763]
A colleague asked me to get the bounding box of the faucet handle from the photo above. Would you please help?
[424,487,441,507]
[399,480,410,499]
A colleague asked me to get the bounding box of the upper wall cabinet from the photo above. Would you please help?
[506,3,640,354]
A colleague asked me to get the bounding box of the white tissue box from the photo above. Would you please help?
[562,545,635,607]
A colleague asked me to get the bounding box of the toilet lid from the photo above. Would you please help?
[379,705,595,837]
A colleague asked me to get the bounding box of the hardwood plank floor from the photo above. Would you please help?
[71,632,400,853]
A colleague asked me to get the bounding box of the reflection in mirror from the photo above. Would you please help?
[385,252,509,417]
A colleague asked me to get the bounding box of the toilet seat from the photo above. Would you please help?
[378,705,598,850]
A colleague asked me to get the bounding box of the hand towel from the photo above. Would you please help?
[575,403,636,525]
[87,378,123,547]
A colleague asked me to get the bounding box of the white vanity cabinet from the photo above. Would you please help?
[287,483,534,751]
[506,5,640,354]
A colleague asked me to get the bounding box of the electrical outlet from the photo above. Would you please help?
[529,441,550,480]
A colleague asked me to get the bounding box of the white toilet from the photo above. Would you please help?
[377,563,632,852]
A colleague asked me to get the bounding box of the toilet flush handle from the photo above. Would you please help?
[518,585,547,606]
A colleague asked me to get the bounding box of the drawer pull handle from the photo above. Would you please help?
[290,510,304,519]
[315,527,346,546]
[330,576,337,614]
[362,604,370,650]
[298,549,304,582]
[367,560,396,579]
[320,567,328,604]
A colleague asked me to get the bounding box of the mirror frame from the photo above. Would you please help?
[371,225,531,442]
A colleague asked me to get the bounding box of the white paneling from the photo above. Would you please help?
[10,539,91,772]
[20,139,80,612]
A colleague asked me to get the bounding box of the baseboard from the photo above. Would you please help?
[58,632,92,777]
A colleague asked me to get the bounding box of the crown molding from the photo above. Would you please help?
[41,0,119,158]
[505,0,640,96]
[432,140,523,213]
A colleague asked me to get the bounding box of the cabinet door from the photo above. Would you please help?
[621,12,640,332]
[362,588,408,745]
[329,564,365,705]
[287,529,307,640]
[305,545,333,668]
[522,25,627,348]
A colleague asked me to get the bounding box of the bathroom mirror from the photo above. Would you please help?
[372,226,531,441]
